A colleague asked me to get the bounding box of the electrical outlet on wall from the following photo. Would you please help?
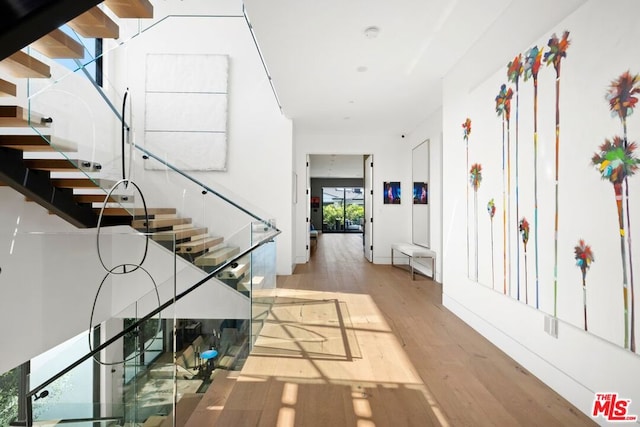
[544,315,559,338]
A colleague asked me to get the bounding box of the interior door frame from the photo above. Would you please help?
[306,154,311,262]
[305,153,373,262]
[364,155,373,262]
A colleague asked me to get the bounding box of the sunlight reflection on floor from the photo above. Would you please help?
[219,288,450,427]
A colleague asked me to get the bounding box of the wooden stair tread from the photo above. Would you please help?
[105,0,154,18]
[0,51,51,78]
[0,106,47,127]
[176,236,223,254]
[74,193,132,203]
[217,262,249,280]
[159,393,202,427]
[95,207,177,216]
[153,227,208,241]
[184,371,237,427]
[68,6,120,39]
[51,178,116,189]
[132,217,192,229]
[0,79,16,97]
[195,246,240,267]
[31,28,84,59]
[238,275,264,292]
[23,158,100,171]
[0,135,76,152]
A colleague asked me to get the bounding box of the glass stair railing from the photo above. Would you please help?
[2,227,276,426]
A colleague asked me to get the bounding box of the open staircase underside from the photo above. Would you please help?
[0,128,250,284]
[0,0,154,61]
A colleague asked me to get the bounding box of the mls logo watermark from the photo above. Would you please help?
[592,393,638,422]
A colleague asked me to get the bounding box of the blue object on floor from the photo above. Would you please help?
[201,349,218,360]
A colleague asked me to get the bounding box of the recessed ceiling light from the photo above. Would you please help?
[357,66,368,72]
[364,26,380,39]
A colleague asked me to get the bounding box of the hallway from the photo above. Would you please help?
[214,234,594,426]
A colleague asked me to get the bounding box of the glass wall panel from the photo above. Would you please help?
[322,187,364,233]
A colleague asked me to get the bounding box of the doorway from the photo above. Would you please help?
[306,154,373,262]
[321,187,364,233]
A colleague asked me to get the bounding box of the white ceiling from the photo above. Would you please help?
[243,0,586,136]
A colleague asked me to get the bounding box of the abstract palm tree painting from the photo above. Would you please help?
[544,30,570,318]
[463,118,472,279]
[574,239,594,332]
[488,199,496,289]
[495,84,514,295]
[508,54,524,301]
[607,71,640,137]
[606,71,640,352]
[470,163,482,282]
[519,218,530,304]
[592,137,639,349]
[523,45,543,309]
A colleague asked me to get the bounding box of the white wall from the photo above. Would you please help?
[0,188,112,373]
[405,108,443,283]
[107,0,294,275]
[441,0,640,420]
[294,131,416,265]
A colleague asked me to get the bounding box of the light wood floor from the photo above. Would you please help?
[214,233,594,427]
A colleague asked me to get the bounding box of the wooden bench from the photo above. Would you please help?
[310,229,319,250]
[391,243,436,280]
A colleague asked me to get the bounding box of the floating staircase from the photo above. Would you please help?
[0,3,267,425]
[0,127,249,281]
[0,102,246,282]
